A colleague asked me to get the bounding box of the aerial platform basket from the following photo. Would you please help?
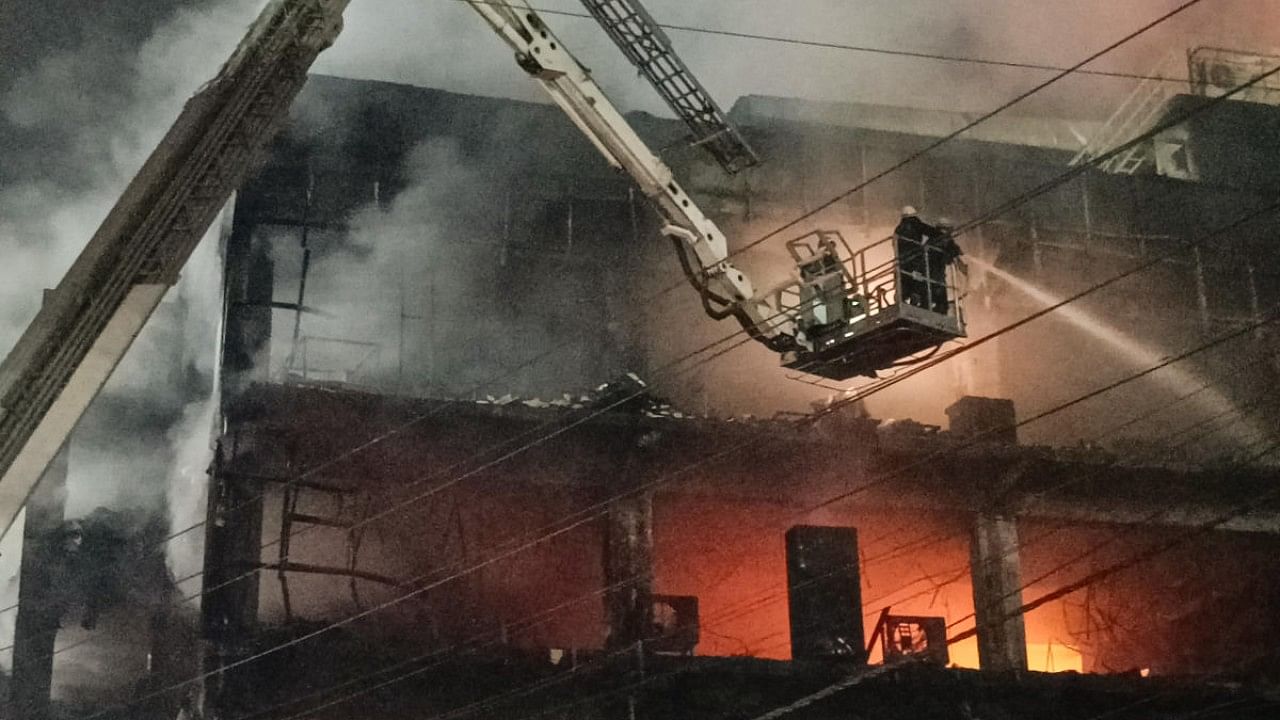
[778,230,966,380]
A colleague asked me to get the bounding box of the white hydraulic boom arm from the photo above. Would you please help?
[464,0,798,353]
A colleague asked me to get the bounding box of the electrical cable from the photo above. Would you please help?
[945,438,1280,648]
[774,329,1280,644]
[52,28,1280,712]
[72,176,1280,720]
[437,301,1280,702]
[452,0,1197,84]
[298,368,1276,719]
[651,0,1213,295]
[796,203,1280,465]
[27,0,1252,627]
[790,402,1280,658]
[215,309,1274,720]
[232,576,643,720]
[22,0,1238,628]
[699,347,1270,650]
[467,315,1280,714]
[811,386,1280,643]
[492,440,1280,720]
[82,193,1280,712]
[945,434,1280,637]
[15,278,815,667]
[10,11,1269,717]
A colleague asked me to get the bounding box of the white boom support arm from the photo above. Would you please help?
[464,0,797,351]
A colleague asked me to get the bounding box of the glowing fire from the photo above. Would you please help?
[656,499,1090,672]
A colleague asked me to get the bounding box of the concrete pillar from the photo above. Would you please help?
[202,188,272,718]
[603,494,653,650]
[201,440,264,718]
[9,444,68,720]
[220,191,273,404]
[969,513,1028,672]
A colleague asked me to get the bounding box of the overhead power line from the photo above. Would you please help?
[160,221,1280,712]
[497,399,1280,720]
[46,0,1221,619]
[946,437,1280,647]
[78,58,1280,715]
[649,0,1214,298]
[57,4,1269,707]
[410,377,1280,720]
[43,2,1239,638]
[451,0,1194,84]
[67,83,1269,712]
[94,203,1280,719]
[725,0,1229,264]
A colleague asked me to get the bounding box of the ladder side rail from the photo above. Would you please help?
[577,0,758,173]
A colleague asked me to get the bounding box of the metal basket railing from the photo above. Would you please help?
[775,230,965,338]
[283,335,382,386]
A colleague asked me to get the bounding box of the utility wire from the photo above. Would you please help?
[22,278,808,665]
[687,333,1274,655]
[491,429,1280,720]
[452,0,1195,84]
[46,0,1252,627]
[76,194,1280,720]
[464,309,1280,715]
[944,427,1280,636]
[269,323,1276,719]
[75,159,1280,720]
[800,200,1280,459]
[234,577,643,720]
[674,381,1228,639]
[337,295,1280,707]
[711,378,1242,629]
[237,479,981,719]
[294,190,1280,681]
[28,0,1229,623]
[655,0,1213,293]
[70,26,1280,712]
[785,389,1280,654]
[946,437,1280,647]
[217,300,1274,720]
[7,2,1263,711]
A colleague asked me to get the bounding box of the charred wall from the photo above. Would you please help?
[227,75,1280,445]
[210,385,1280,679]
[207,74,1280,694]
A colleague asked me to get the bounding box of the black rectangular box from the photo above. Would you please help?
[786,525,866,661]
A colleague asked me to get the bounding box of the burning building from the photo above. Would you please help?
[174,64,1280,717]
[4,6,1280,715]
